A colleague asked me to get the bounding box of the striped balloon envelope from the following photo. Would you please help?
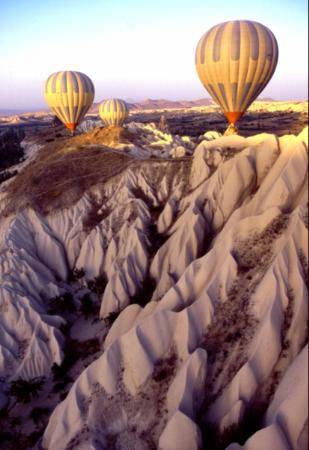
[99,99,129,127]
[44,71,95,132]
[195,20,279,126]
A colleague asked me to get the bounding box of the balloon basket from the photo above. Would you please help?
[224,123,239,136]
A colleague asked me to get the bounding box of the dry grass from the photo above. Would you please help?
[2,125,191,215]
[63,125,136,148]
[2,138,133,214]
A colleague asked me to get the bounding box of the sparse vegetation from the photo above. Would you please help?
[199,213,291,447]
[130,275,157,307]
[0,127,25,171]
[29,406,50,425]
[83,193,111,231]
[8,377,45,404]
[0,429,44,450]
[79,293,99,318]
[87,275,107,296]
[53,337,101,377]
[68,267,85,282]
[65,350,178,450]
[47,292,76,315]
[0,169,18,184]
[104,310,120,327]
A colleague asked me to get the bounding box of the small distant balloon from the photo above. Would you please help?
[44,71,95,132]
[99,99,129,127]
[195,20,279,126]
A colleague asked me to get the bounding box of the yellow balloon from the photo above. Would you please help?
[44,71,95,131]
[195,20,279,125]
[99,99,129,126]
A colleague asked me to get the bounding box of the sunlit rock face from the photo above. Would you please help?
[0,122,307,450]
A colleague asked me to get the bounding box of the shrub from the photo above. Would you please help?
[79,293,98,318]
[104,311,119,327]
[8,377,44,404]
[87,275,107,296]
[0,169,18,184]
[52,380,72,393]
[51,362,72,382]
[29,406,50,424]
[68,267,85,282]
[47,292,76,315]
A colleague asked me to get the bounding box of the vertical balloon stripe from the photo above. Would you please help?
[246,21,259,60]
[231,83,238,109]
[242,22,264,110]
[239,82,252,111]
[71,72,79,93]
[218,83,229,111]
[206,84,220,106]
[269,31,279,80]
[45,74,53,93]
[231,21,241,61]
[51,74,57,94]
[199,27,213,64]
[264,28,273,60]
[53,105,67,124]
[67,72,74,123]
[84,74,93,93]
[81,73,89,92]
[61,72,67,93]
[213,23,226,62]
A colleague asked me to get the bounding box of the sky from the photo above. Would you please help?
[0,0,308,110]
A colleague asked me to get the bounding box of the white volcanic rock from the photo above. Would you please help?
[0,126,307,449]
[158,411,202,450]
[77,119,101,133]
[0,211,65,381]
[126,121,194,158]
[228,346,308,450]
[169,145,187,158]
[190,134,248,188]
[297,125,308,147]
[42,308,207,450]
[150,203,208,300]
[248,100,308,113]
[75,227,105,279]
[100,224,149,317]
[203,130,222,141]
[157,198,178,234]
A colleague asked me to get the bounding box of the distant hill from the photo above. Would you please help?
[0,109,30,116]
[257,97,276,102]
[89,98,214,113]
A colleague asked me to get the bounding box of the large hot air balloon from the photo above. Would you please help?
[99,99,129,127]
[195,20,278,131]
[44,71,95,133]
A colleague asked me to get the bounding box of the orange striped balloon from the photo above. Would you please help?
[195,20,279,125]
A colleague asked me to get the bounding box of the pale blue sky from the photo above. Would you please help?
[0,0,307,110]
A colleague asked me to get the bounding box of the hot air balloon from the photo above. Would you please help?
[44,71,95,133]
[195,20,278,132]
[99,99,129,127]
